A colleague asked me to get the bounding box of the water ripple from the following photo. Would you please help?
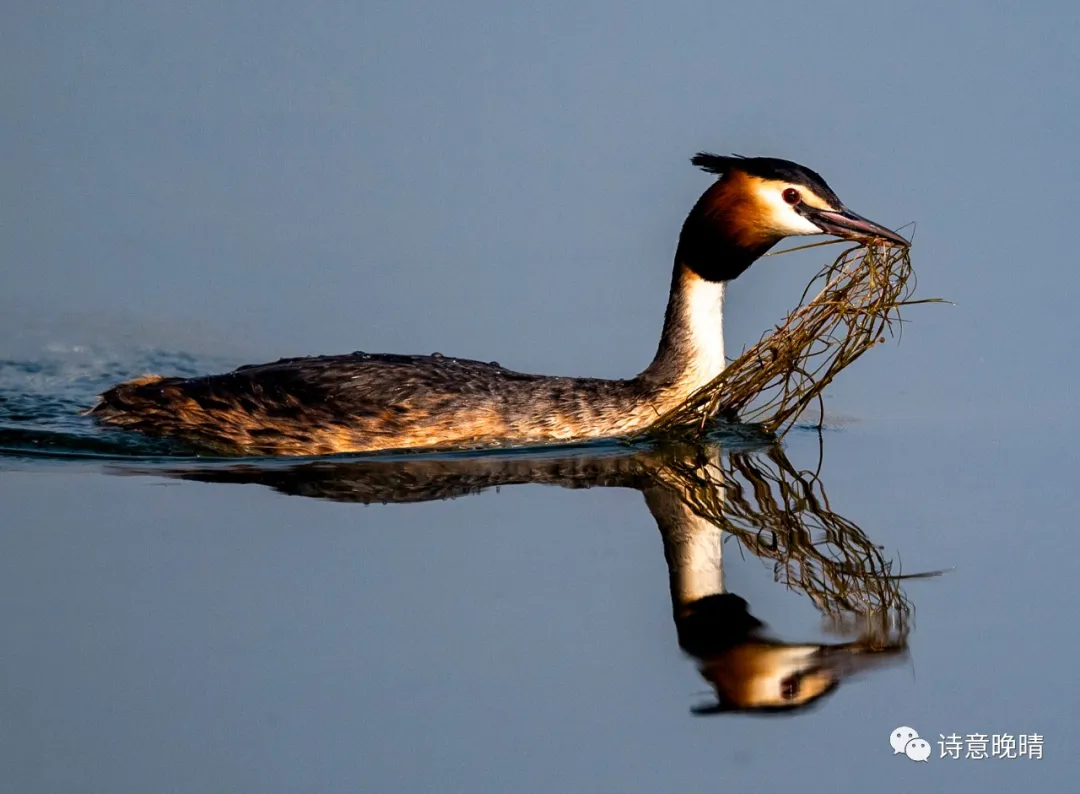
[0,348,239,463]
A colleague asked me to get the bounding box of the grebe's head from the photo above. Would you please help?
[690,637,907,716]
[689,153,909,251]
[692,642,841,714]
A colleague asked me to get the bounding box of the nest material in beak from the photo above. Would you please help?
[644,241,941,437]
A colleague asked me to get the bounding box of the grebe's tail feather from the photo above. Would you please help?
[85,366,347,455]
[86,374,179,421]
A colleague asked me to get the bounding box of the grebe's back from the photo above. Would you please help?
[90,352,657,455]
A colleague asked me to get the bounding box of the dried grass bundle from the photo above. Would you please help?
[646,240,939,438]
[655,444,915,624]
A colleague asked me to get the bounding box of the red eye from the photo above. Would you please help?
[782,188,801,205]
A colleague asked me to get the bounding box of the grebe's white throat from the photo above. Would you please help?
[681,276,727,393]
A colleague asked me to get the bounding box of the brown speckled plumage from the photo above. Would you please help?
[89,153,890,455]
[90,353,683,455]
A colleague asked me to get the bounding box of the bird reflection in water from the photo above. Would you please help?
[129,439,916,716]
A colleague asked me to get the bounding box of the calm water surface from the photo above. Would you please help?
[1,345,1075,793]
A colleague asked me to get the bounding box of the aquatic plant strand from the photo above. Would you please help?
[647,241,937,437]
[656,444,914,624]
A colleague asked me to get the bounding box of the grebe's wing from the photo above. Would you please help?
[233,352,534,394]
[88,352,540,454]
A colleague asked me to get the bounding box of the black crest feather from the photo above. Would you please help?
[691,152,745,174]
[690,152,841,205]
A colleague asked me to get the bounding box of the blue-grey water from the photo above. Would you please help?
[4,2,1080,792]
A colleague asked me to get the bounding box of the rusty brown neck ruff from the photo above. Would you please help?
[637,173,780,403]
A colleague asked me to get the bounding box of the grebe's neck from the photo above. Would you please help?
[638,178,778,397]
[644,460,726,609]
[639,265,729,395]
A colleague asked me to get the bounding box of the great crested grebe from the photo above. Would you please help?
[89,153,908,456]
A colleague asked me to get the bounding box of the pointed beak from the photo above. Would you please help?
[803,205,910,248]
[816,641,908,677]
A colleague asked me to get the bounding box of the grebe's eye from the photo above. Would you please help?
[780,673,802,701]
[782,188,801,205]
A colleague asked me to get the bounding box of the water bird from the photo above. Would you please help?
[89,153,908,455]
